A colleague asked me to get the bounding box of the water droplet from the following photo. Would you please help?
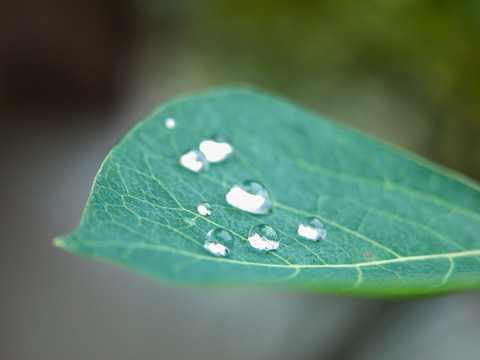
[180,149,209,173]
[225,180,272,214]
[204,228,234,257]
[248,224,279,251]
[197,202,212,216]
[297,217,327,241]
[199,135,234,163]
[165,118,176,129]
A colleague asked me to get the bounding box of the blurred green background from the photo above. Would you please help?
[1,1,479,359]
[2,0,480,178]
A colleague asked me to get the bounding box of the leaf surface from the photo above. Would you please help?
[55,88,480,296]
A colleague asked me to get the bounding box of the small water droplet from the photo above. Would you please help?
[197,202,212,216]
[297,217,327,241]
[204,228,234,257]
[225,180,272,214]
[248,224,279,251]
[180,149,209,173]
[165,118,176,129]
[199,135,234,163]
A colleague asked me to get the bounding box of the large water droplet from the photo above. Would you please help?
[180,149,209,173]
[248,224,279,251]
[165,118,176,129]
[204,228,234,257]
[197,202,212,216]
[297,217,327,241]
[225,180,272,214]
[199,135,234,163]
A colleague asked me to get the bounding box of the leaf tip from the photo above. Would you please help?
[53,237,67,249]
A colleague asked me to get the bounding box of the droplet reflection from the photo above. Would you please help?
[199,135,234,163]
[180,149,209,173]
[204,228,234,257]
[297,217,327,241]
[225,180,273,214]
[248,224,279,251]
[165,118,176,129]
[197,202,212,216]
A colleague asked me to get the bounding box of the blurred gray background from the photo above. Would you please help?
[1,1,480,359]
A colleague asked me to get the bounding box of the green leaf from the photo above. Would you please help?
[55,87,480,297]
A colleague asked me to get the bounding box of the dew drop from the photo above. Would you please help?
[225,180,272,214]
[199,135,234,163]
[197,202,212,216]
[165,118,176,129]
[248,224,279,251]
[204,228,234,257]
[180,149,209,173]
[297,217,327,241]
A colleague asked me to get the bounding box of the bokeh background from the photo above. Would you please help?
[1,1,480,359]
